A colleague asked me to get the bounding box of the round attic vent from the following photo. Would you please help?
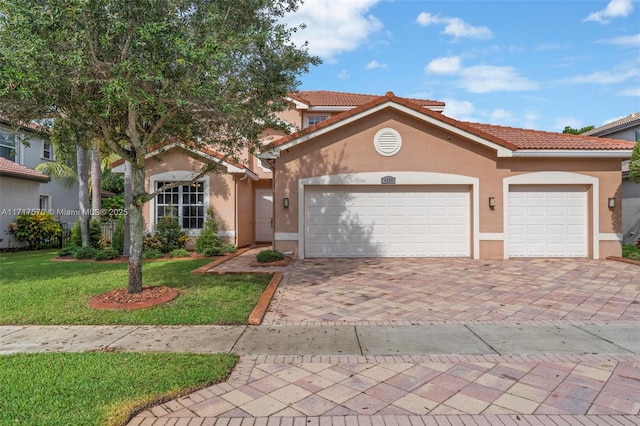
[374,128,402,156]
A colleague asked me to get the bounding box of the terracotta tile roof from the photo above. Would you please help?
[270,92,636,153]
[109,139,253,173]
[465,122,635,150]
[0,116,49,134]
[0,157,50,182]
[288,90,445,108]
[583,112,640,136]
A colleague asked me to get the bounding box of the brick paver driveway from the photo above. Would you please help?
[264,258,640,325]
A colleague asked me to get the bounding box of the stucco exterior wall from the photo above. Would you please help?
[0,176,41,249]
[143,148,237,239]
[272,109,624,259]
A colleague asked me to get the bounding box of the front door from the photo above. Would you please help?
[255,189,273,242]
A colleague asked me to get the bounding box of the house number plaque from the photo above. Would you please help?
[381,176,396,184]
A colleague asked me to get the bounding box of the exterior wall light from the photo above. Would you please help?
[488,197,496,208]
[283,197,290,208]
[608,197,616,209]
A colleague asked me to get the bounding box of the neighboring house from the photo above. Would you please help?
[112,90,635,259]
[584,113,640,245]
[0,119,80,249]
[0,157,50,248]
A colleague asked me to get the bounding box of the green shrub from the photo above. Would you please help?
[202,246,225,256]
[169,248,191,258]
[142,248,164,259]
[256,249,285,263]
[14,212,62,249]
[73,246,99,259]
[70,219,101,248]
[143,234,163,251]
[195,209,221,254]
[111,216,125,254]
[57,246,77,257]
[94,247,120,261]
[220,243,237,254]
[155,216,186,253]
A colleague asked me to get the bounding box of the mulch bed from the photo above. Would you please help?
[88,286,179,310]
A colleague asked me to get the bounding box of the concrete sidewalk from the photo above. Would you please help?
[1,323,638,355]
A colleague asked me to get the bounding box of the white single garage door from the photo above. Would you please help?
[305,186,470,258]
[508,186,587,257]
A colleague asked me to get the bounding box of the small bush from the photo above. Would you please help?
[143,234,163,251]
[94,248,120,261]
[70,219,101,248]
[73,246,99,259]
[142,248,164,259]
[169,248,191,258]
[195,209,221,254]
[256,249,285,263]
[155,216,186,253]
[202,246,225,257]
[14,212,62,249]
[220,243,237,254]
[57,246,76,257]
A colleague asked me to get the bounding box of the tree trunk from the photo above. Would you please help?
[76,146,90,247]
[123,154,132,257]
[90,142,102,216]
[127,166,145,294]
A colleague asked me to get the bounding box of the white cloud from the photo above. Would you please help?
[601,33,640,47]
[564,69,639,85]
[490,109,514,124]
[442,99,476,121]
[425,56,462,74]
[337,69,349,80]
[416,12,493,39]
[584,0,634,24]
[366,60,387,70]
[283,0,383,61]
[459,65,539,93]
[618,86,640,96]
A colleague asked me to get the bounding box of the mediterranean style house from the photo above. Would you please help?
[584,113,640,245]
[0,119,79,249]
[113,90,635,259]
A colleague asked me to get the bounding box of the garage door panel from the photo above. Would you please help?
[305,186,470,258]
[509,186,587,258]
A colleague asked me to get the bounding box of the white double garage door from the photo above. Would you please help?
[305,185,587,258]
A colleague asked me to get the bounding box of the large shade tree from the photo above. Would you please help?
[0,0,317,292]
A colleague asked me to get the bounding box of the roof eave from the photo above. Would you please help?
[513,149,634,158]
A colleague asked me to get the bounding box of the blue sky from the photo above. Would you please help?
[282,0,640,132]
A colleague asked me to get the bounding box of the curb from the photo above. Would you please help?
[606,255,640,267]
[248,272,283,325]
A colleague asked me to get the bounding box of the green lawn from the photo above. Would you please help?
[0,250,271,324]
[0,352,237,426]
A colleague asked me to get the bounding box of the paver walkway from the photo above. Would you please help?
[126,251,640,425]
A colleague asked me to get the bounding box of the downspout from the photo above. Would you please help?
[234,175,247,247]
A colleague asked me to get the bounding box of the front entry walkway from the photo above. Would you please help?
[264,258,640,325]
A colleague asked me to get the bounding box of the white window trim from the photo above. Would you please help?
[149,171,210,236]
[305,115,329,128]
[284,171,480,260]
[39,194,51,211]
[0,129,20,163]
[503,172,599,259]
[41,141,54,161]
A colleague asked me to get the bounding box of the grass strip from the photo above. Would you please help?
[0,250,270,325]
[0,352,237,426]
